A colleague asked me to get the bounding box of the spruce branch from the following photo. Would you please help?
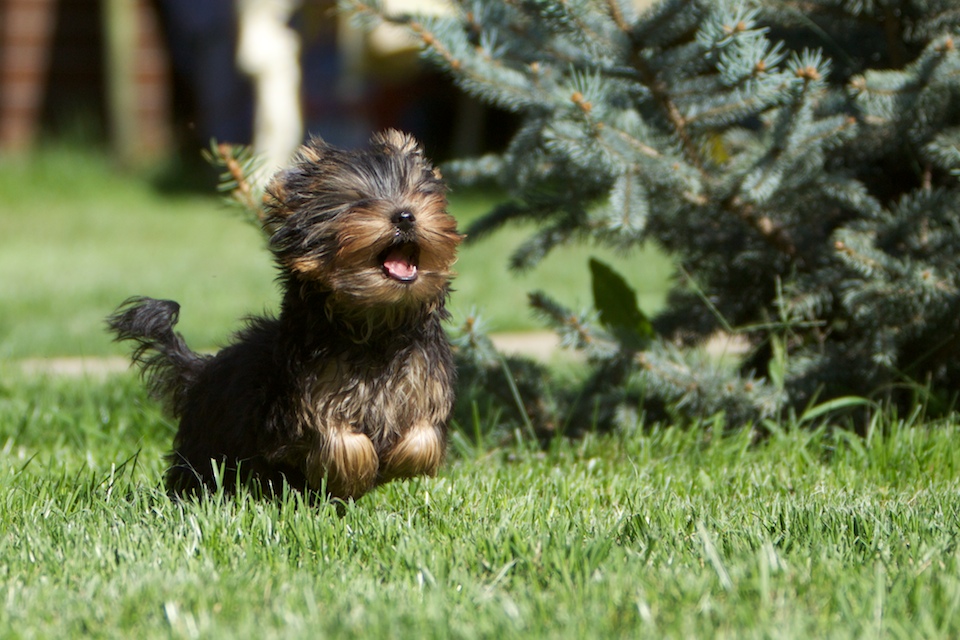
[450,313,502,368]
[630,50,705,172]
[528,291,598,350]
[349,0,960,425]
[682,76,793,129]
[833,237,885,276]
[726,196,799,258]
[619,7,808,262]
[634,343,784,421]
[407,18,463,72]
[512,0,604,45]
[450,311,559,437]
[218,144,261,214]
[527,290,625,362]
[346,0,549,112]
[605,123,662,160]
[604,0,630,33]
[203,141,269,229]
[599,1,705,168]
[882,4,906,68]
[348,1,464,72]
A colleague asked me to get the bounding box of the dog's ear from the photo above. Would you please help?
[371,129,424,160]
[262,169,297,228]
[296,136,336,165]
[264,137,334,220]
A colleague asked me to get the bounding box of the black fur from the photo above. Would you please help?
[108,131,461,500]
[106,297,207,416]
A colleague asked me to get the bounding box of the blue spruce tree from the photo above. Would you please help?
[342,0,960,432]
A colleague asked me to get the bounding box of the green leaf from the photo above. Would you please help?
[798,396,877,425]
[589,257,654,350]
[768,334,787,392]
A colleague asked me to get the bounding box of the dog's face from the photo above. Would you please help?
[266,131,462,310]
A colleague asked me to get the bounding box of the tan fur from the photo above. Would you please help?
[306,429,379,500]
[297,144,325,164]
[380,421,445,481]
[306,349,453,448]
[301,341,453,499]
[284,200,461,311]
[374,129,423,157]
[279,131,461,500]
[288,256,324,276]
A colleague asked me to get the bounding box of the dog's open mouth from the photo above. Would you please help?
[380,242,420,282]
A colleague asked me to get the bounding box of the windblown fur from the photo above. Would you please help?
[107,130,462,500]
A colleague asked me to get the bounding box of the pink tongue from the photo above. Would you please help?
[383,248,417,280]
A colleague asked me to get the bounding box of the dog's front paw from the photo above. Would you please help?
[307,430,379,500]
[380,422,445,483]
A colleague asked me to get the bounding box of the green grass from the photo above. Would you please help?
[7,145,959,637]
[0,147,276,359]
[0,146,671,359]
[449,191,673,333]
[2,373,960,637]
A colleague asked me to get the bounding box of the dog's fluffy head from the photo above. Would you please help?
[265,130,462,311]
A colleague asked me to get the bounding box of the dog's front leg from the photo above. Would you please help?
[379,421,445,483]
[306,428,379,500]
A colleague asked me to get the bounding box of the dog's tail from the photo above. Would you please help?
[107,297,207,415]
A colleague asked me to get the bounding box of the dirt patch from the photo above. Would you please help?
[15,332,750,377]
[17,356,131,378]
[14,333,564,378]
[490,331,564,361]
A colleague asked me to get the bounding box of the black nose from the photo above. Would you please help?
[393,210,416,231]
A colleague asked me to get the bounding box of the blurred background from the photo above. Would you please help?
[0,0,518,177]
[0,0,666,365]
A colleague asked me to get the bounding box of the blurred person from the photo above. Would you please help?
[237,0,303,184]
[157,0,253,149]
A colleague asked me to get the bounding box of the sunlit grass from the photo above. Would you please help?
[0,146,275,358]
[2,373,960,637]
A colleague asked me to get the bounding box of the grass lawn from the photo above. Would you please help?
[0,145,671,359]
[4,145,960,637]
[2,373,960,637]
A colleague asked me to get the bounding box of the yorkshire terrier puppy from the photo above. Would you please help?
[108,130,462,500]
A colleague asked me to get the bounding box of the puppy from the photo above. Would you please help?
[108,130,462,500]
